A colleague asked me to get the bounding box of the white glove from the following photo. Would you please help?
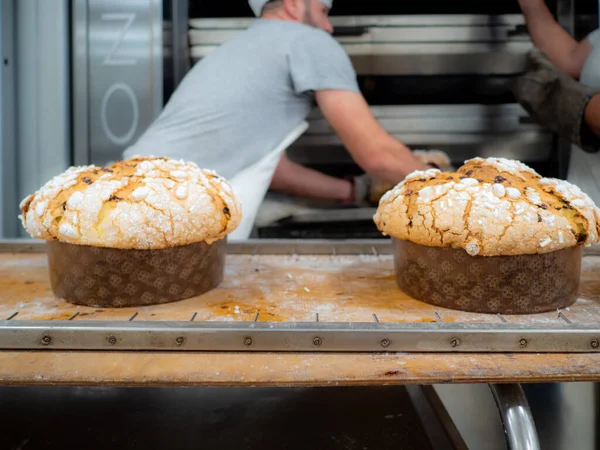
[412,149,454,171]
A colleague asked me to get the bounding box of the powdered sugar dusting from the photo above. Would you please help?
[19,157,242,249]
[374,157,600,256]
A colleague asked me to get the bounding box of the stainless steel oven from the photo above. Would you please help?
[71,0,190,167]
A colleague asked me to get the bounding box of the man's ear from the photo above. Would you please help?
[282,0,303,20]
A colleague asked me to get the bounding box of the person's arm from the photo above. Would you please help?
[315,89,430,185]
[513,50,600,152]
[270,152,354,202]
[584,94,600,138]
[518,0,591,78]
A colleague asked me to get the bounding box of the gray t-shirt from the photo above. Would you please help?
[123,19,360,180]
[567,28,600,205]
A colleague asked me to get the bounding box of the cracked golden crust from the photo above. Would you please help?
[373,157,600,256]
[19,156,242,249]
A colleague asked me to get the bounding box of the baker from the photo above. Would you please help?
[513,0,600,202]
[123,0,450,240]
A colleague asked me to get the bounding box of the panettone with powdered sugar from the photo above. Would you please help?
[18,156,241,308]
[19,156,241,249]
[374,157,600,257]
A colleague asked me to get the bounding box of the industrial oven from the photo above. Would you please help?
[70,0,599,238]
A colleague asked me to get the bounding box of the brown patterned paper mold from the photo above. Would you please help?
[19,156,242,307]
[374,157,600,314]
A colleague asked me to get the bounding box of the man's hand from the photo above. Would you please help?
[412,149,454,171]
[513,50,600,152]
[270,152,355,201]
[350,174,395,207]
[356,149,454,206]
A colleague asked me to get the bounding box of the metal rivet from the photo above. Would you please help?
[175,337,185,346]
[313,337,322,347]
[450,338,460,348]
[380,339,391,348]
[107,336,117,345]
[40,335,51,346]
[519,339,528,348]
[244,337,253,347]
[591,340,599,349]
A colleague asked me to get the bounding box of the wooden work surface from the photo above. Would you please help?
[0,351,599,387]
[2,249,600,386]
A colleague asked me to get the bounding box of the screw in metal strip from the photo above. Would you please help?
[313,337,322,347]
[175,337,185,346]
[244,337,253,347]
[591,340,599,349]
[107,335,117,345]
[519,339,528,348]
[558,312,572,324]
[40,335,52,346]
[450,338,460,348]
[380,339,391,348]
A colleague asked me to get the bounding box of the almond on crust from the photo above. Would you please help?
[373,157,600,256]
[19,156,242,250]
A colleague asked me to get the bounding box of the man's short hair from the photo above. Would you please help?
[262,0,283,13]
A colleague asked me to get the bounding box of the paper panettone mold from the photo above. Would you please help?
[19,156,242,307]
[46,239,226,308]
[392,239,582,314]
[374,157,600,314]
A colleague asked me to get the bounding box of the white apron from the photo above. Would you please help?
[228,121,309,241]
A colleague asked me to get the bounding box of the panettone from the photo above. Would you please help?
[374,157,600,256]
[19,156,242,308]
[374,157,600,314]
[20,156,241,249]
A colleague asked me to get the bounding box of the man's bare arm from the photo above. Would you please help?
[269,152,353,202]
[518,0,591,78]
[315,89,429,185]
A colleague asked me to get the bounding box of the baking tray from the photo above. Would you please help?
[1,239,600,353]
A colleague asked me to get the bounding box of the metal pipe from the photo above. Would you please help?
[489,384,541,450]
[406,385,469,450]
